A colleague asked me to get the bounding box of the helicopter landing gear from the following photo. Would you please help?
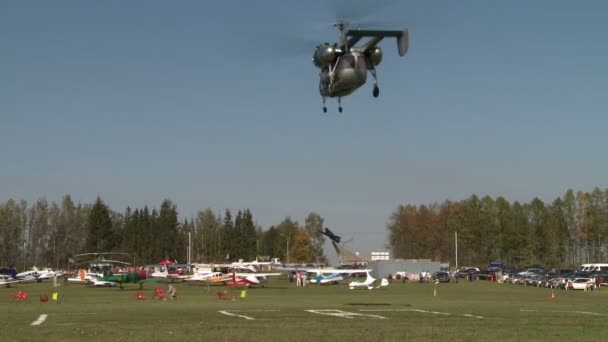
[370,67,380,98]
[338,97,343,113]
[322,96,327,113]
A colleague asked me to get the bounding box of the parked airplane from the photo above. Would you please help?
[93,271,156,289]
[309,272,344,285]
[306,268,373,285]
[16,267,62,282]
[348,271,389,290]
[184,271,229,283]
[0,274,23,287]
[145,264,192,281]
[67,269,104,284]
[225,270,260,287]
[0,266,18,280]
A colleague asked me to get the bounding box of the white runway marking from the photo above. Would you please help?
[360,309,484,319]
[574,311,604,316]
[31,314,48,326]
[520,309,605,316]
[218,310,255,320]
[462,314,485,319]
[360,308,450,316]
[307,309,386,319]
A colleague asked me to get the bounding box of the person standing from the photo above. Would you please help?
[167,284,177,300]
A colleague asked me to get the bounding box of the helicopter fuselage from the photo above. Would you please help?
[319,52,368,98]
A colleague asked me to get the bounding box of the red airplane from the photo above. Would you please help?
[225,270,260,287]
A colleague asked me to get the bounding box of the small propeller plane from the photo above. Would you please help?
[306,267,373,285]
[16,267,62,283]
[184,271,230,283]
[0,274,23,288]
[225,270,260,287]
[348,271,389,290]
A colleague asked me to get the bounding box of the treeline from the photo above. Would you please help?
[388,188,608,268]
[0,195,326,270]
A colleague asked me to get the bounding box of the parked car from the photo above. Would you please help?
[434,271,450,283]
[457,267,479,278]
[477,270,493,281]
[568,278,593,290]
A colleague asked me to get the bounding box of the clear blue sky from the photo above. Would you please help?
[2,0,608,262]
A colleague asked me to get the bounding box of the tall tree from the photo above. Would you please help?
[157,199,180,260]
[304,212,326,262]
[241,209,257,260]
[85,197,115,252]
[275,217,299,263]
[562,189,577,264]
[221,210,234,261]
[289,229,315,262]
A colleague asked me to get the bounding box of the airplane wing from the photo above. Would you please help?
[235,272,281,278]
[0,276,24,287]
[306,268,372,274]
[346,28,409,56]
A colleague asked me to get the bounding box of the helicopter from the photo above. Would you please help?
[313,20,408,112]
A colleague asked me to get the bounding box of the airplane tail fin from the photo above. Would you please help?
[366,272,376,285]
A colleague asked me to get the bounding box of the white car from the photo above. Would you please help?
[568,278,593,290]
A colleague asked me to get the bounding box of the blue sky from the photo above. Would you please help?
[2,1,608,262]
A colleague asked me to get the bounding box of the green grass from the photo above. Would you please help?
[2,278,607,341]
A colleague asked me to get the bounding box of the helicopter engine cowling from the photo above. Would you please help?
[313,44,337,69]
[368,47,383,66]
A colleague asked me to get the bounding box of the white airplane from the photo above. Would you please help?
[0,274,24,287]
[234,271,281,286]
[67,269,104,284]
[17,267,62,282]
[214,259,282,273]
[147,266,190,280]
[306,268,373,285]
[348,271,389,290]
[184,272,227,283]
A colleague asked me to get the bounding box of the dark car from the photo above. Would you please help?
[477,270,493,280]
[434,271,450,283]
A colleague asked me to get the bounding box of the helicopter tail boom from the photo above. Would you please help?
[346,28,409,56]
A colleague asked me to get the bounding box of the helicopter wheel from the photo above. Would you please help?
[338,106,343,113]
[323,106,327,113]
[373,85,380,98]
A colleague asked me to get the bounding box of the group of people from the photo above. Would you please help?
[293,271,308,287]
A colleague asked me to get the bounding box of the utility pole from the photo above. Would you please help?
[280,233,291,264]
[455,230,458,269]
[188,231,192,264]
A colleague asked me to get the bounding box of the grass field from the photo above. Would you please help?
[2,278,607,341]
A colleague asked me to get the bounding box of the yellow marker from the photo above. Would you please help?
[52,292,58,301]
[433,288,437,297]
[240,290,247,299]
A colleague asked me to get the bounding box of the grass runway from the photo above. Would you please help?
[2,278,607,341]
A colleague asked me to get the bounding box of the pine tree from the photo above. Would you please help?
[85,197,114,252]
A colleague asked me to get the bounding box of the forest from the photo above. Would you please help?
[387,188,608,268]
[1,187,607,270]
[0,196,326,270]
